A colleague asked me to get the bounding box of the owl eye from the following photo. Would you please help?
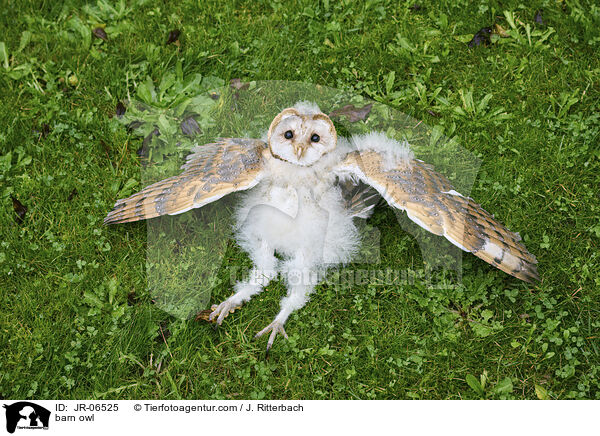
[284,130,294,139]
[311,133,320,143]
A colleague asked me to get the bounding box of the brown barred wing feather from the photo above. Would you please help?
[104,138,268,224]
[335,150,539,283]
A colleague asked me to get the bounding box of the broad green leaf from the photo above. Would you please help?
[18,31,31,52]
[466,374,484,396]
[0,151,12,171]
[137,77,156,104]
[118,177,139,198]
[0,42,8,69]
[494,377,514,395]
[429,125,444,147]
[385,71,395,95]
[503,11,517,30]
[188,95,216,115]
[454,35,474,43]
[471,322,493,337]
[83,291,104,309]
[535,384,549,400]
[395,35,415,52]
[67,16,91,49]
[107,277,118,305]
[200,75,225,91]
[481,309,493,321]
[157,114,177,136]
[159,72,176,97]
[8,63,33,80]
[173,98,192,117]
[478,94,493,112]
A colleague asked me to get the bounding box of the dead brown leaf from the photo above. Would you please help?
[11,196,27,224]
[230,78,249,91]
[195,310,214,322]
[329,103,373,122]
[494,23,509,38]
[92,27,108,41]
[166,29,181,45]
[67,188,78,201]
[467,27,492,47]
[115,101,126,118]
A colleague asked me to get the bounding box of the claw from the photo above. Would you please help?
[208,300,242,325]
[255,320,288,353]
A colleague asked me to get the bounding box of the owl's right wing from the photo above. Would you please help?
[104,138,268,224]
[333,148,539,283]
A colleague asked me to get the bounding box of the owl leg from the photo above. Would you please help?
[255,252,323,353]
[210,240,277,325]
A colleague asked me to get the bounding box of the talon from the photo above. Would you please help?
[255,320,288,352]
[208,299,242,325]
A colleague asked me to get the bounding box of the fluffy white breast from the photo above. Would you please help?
[234,144,360,264]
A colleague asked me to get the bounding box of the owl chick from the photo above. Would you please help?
[105,101,538,352]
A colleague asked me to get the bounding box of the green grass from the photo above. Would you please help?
[1,0,599,400]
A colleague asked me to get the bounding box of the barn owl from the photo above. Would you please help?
[105,101,539,352]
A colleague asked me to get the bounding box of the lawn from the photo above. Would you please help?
[1,0,599,400]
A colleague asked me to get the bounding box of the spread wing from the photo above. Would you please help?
[104,138,268,224]
[334,149,539,283]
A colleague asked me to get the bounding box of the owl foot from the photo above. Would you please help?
[255,320,288,356]
[209,299,242,325]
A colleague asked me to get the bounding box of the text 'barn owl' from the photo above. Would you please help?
[105,101,539,352]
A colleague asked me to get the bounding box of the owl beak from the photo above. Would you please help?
[294,144,307,159]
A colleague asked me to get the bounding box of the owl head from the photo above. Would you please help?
[267,103,337,166]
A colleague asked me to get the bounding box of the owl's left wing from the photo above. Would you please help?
[104,138,268,224]
[333,148,539,283]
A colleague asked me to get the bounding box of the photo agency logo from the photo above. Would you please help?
[3,402,50,433]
